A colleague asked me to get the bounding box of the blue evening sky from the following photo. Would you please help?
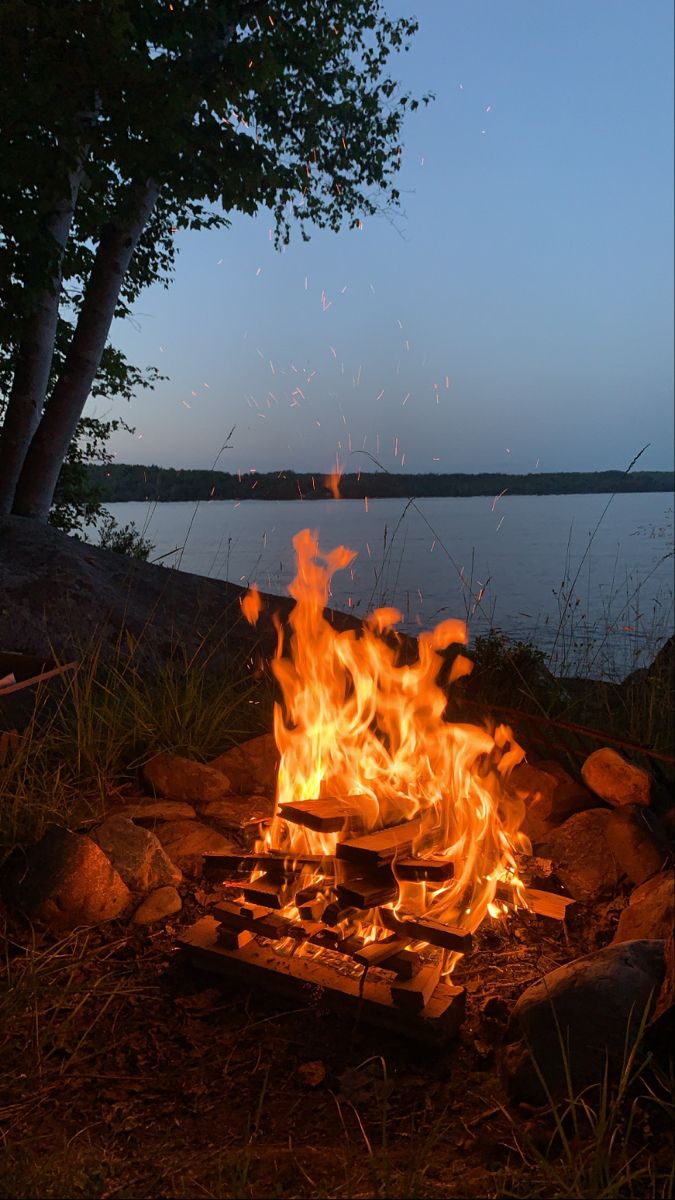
[104,0,674,477]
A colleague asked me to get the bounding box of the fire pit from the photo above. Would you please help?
[180,530,572,1042]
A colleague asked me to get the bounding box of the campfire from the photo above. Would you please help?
[181,530,572,1041]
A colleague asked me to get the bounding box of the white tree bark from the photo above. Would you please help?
[12,179,159,521]
[0,163,85,515]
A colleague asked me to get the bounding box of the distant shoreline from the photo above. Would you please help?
[89,464,675,503]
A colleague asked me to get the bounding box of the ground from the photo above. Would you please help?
[2,879,672,1200]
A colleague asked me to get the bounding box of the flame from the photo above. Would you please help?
[262,531,528,942]
[325,456,344,500]
[241,584,262,625]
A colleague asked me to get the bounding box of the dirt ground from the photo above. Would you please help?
[4,873,670,1200]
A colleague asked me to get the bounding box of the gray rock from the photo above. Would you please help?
[581,748,651,808]
[142,753,232,804]
[154,819,237,870]
[210,733,278,797]
[546,808,622,900]
[131,885,182,925]
[614,870,675,943]
[502,939,666,1105]
[0,825,131,929]
[92,815,182,894]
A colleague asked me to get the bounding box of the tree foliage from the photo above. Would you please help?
[0,0,425,523]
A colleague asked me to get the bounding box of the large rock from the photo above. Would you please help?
[92,815,182,894]
[546,808,621,900]
[199,794,275,829]
[142,753,233,804]
[514,761,600,847]
[0,825,131,929]
[210,733,279,797]
[581,748,651,808]
[154,819,237,870]
[116,799,197,823]
[502,940,666,1105]
[614,870,675,943]
[132,885,182,925]
[605,806,672,888]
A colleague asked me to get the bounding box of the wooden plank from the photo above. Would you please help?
[391,958,443,1014]
[238,872,298,910]
[378,907,473,954]
[279,797,369,834]
[354,935,408,969]
[202,851,334,878]
[495,884,575,921]
[213,900,306,941]
[336,818,423,868]
[336,868,397,910]
[178,917,466,1046]
[395,856,455,883]
[217,928,254,950]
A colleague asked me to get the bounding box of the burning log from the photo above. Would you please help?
[496,884,575,921]
[179,916,466,1045]
[336,817,423,868]
[395,855,455,883]
[354,935,421,979]
[335,867,398,909]
[379,907,473,954]
[279,797,368,833]
[202,851,334,877]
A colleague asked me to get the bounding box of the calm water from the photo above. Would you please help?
[104,493,674,678]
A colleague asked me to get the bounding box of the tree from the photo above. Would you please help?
[0,0,423,523]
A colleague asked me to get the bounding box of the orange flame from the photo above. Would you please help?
[263,530,528,946]
[241,584,262,625]
[325,456,344,500]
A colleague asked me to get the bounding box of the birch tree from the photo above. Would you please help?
[0,0,424,524]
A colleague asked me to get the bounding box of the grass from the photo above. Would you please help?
[0,632,271,848]
[0,922,672,1198]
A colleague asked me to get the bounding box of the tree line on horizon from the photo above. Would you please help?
[87,463,674,503]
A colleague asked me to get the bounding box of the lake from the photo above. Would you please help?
[103,492,674,678]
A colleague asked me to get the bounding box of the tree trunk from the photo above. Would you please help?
[0,164,85,515]
[12,179,159,522]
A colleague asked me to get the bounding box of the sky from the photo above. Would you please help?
[103,0,674,477]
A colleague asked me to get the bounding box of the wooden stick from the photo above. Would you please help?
[496,884,575,921]
[336,818,422,868]
[179,917,466,1045]
[378,907,473,954]
[279,797,368,834]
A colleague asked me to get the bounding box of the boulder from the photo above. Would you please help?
[198,794,275,829]
[614,870,675,944]
[514,761,600,847]
[132,885,182,925]
[546,808,622,900]
[605,806,672,888]
[116,800,197,823]
[502,939,666,1105]
[581,748,651,808]
[91,815,182,894]
[0,825,130,929]
[154,819,237,870]
[210,733,279,796]
[142,753,232,804]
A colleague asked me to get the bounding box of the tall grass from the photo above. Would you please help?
[0,633,271,848]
